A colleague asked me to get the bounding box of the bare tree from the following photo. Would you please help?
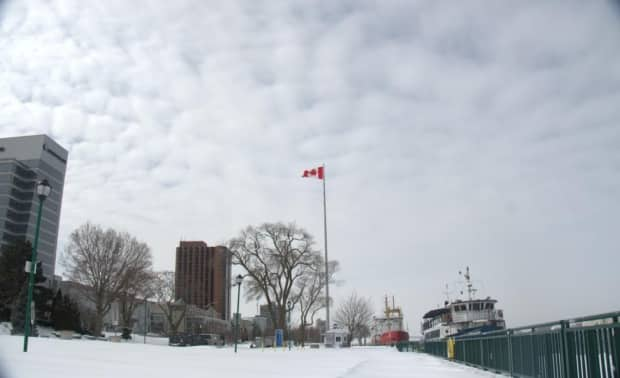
[334,292,373,346]
[117,233,155,329]
[118,270,155,329]
[293,258,339,346]
[229,222,319,331]
[151,271,186,336]
[62,223,153,336]
[357,324,371,345]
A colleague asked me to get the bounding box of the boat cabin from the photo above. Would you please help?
[450,298,502,323]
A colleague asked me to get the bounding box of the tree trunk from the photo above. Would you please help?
[300,324,306,347]
[93,293,107,337]
[278,306,286,331]
[164,313,177,336]
[93,311,104,337]
[120,295,136,328]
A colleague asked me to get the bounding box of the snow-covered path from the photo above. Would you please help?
[0,335,499,378]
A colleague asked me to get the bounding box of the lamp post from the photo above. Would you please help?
[144,296,148,344]
[23,179,51,353]
[286,300,293,351]
[233,274,243,353]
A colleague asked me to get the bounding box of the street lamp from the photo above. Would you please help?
[286,300,293,351]
[23,179,51,353]
[143,296,148,344]
[234,274,243,353]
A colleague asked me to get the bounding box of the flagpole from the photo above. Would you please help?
[322,163,330,331]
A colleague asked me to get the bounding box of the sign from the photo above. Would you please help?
[275,329,283,347]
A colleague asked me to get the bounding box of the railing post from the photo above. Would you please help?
[613,315,619,378]
[529,329,535,377]
[507,330,514,377]
[560,320,571,378]
[480,338,484,367]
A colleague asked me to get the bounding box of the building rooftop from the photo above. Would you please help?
[179,241,208,248]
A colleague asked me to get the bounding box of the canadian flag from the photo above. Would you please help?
[302,166,324,179]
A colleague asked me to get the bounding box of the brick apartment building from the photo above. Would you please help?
[174,241,232,321]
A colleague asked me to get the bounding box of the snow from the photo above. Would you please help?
[0,323,11,336]
[0,335,500,378]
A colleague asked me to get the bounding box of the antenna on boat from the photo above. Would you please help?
[384,295,389,318]
[443,284,450,304]
[459,266,477,300]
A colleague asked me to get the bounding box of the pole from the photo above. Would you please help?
[23,198,44,352]
[144,297,148,344]
[234,283,241,353]
[288,307,291,351]
[322,164,330,330]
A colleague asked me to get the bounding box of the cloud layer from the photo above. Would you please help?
[1,0,620,329]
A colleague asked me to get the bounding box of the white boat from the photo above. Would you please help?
[421,267,506,340]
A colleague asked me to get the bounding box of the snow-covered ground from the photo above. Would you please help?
[0,335,500,378]
[0,323,12,336]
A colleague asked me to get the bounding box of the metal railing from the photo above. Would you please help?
[397,311,620,377]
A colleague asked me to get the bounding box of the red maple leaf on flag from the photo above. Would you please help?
[302,166,324,179]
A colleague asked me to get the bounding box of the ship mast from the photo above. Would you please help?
[383,295,402,319]
[384,296,389,318]
[459,266,478,300]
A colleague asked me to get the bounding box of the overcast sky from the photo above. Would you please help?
[1,0,620,332]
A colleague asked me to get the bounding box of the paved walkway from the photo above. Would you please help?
[0,336,499,378]
[336,348,499,378]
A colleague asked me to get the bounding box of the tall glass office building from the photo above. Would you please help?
[0,135,68,280]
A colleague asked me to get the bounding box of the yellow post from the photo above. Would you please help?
[447,337,455,360]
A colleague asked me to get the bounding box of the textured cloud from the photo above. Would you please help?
[1,0,620,329]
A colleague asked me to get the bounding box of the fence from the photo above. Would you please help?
[397,311,620,377]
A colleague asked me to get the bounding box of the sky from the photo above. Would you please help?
[1,0,620,333]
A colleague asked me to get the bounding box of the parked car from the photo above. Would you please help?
[168,333,191,346]
[195,333,219,345]
[169,333,224,346]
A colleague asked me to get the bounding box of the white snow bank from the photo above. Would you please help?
[0,335,500,378]
[0,323,12,336]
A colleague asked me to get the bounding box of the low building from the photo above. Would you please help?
[252,315,268,336]
[259,303,282,331]
[58,280,231,337]
[323,327,350,348]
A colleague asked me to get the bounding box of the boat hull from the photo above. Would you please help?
[379,330,409,345]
